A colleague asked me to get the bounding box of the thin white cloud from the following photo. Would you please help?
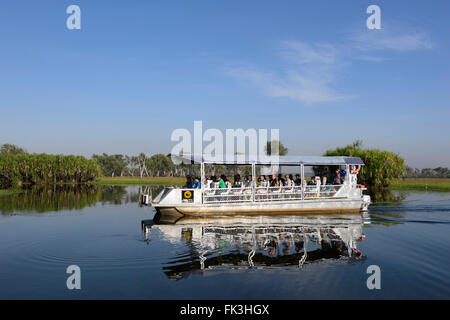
[226,41,350,104]
[227,24,433,104]
[349,28,433,52]
[226,65,351,104]
[279,41,338,65]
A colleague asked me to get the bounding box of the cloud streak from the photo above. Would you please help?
[227,24,433,104]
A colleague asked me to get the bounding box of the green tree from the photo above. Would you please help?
[92,154,127,177]
[265,140,288,156]
[147,154,173,176]
[324,141,405,190]
[0,144,27,155]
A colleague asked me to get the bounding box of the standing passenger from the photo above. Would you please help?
[333,169,343,185]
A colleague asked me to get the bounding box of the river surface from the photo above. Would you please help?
[0,186,449,299]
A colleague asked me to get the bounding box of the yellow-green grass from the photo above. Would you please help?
[95,176,185,186]
[0,189,22,196]
[390,178,450,192]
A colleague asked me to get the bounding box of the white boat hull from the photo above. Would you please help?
[153,198,365,224]
[151,186,371,223]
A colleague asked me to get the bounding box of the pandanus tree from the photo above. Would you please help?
[0,153,101,188]
[323,140,405,190]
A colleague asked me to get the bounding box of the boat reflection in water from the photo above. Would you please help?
[142,213,369,281]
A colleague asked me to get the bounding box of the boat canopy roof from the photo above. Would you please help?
[170,154,365,166]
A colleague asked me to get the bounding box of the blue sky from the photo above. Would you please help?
[1,0,449,168]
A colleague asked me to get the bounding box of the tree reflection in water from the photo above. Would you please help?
[0,185,129,215]
[143,214,368,281]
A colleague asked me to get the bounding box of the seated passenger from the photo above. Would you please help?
[270,174,277,187]
[219,175,227,188]
[284,174,292,187]
[294,174,302,186]
[183,176,193,189]
[193,177,201,189]
[233,174,242,188]
[257,175,266,187]
[242,176,250,188]
[307,177,316,185]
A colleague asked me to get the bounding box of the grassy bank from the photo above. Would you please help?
[391,178,450,192]
[95,176,185,186]
[0,189,22,197]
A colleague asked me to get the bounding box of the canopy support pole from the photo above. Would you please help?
[301,164,304,201]
[201,161,205,204]
[251,163,256,202]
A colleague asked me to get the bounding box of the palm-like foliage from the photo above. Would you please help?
[0,154,101,188]
[323,141,405,190]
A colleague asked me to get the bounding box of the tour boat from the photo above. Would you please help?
[151,155,371,223]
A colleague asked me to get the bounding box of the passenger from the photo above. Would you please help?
[282,242,291,255]
[242,176,250,188]
[233,174,242,188]
[205,177,212,188]
[333,169,343,185]
[219,175,227,188]
[294,174,302,186]
[270,174,277,187]
[265,239,278,256]
[284,174,292,187]
[184,176,193,189]
[295,241,304,253]
[258,175,266,187]
[193,177,201,189]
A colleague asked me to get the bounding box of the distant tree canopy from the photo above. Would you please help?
[324,140,405,190]
[404,166,450,178]
[0,144,27,155]
[148,154,174,177]
[265,140,288,156]
[92,153,177,178]
[92,154,128,177]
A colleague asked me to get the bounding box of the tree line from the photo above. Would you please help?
[403,166,450,178]
[0,144,100,188]
[0,141,426,191]
[92,153,177,178]
[91,141,289,178]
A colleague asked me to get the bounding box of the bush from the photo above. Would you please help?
[324,141,405,190]
[0,153,101,187]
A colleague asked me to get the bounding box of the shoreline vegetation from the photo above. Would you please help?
[95,176,185,186]
[0,189,21,196]
[1,143,449,193]
[390,178,450,192]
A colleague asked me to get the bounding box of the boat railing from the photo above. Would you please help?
[203,184,345,203]
[203,186,253,203]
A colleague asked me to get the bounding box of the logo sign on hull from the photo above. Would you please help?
[182,190,194,203]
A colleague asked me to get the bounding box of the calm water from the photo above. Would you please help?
[0,186,449,299]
